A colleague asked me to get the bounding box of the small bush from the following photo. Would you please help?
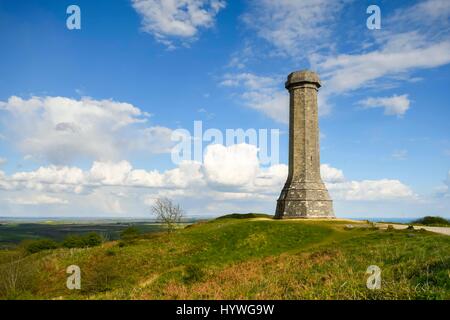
[216,213,272,220]
[83,233,102,247]
[413,216,450,226]
[24,239,58,254]
[120,226,140,240]
[0,256,39,298]
[81,260,120,293]
[62,233,102,249]
[62,235,85,248]
[105,249,116,256]
[182,264,205,284]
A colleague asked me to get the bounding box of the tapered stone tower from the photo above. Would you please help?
[275,70,334,219]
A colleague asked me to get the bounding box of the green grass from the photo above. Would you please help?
[0,216,449,300]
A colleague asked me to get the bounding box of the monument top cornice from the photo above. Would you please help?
[285,70,321,89]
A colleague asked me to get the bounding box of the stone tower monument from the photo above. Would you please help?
[275,70,334,219]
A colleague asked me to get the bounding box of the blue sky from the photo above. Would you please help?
[0,0,449,218]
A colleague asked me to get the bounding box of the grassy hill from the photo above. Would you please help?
[1,215,449,300]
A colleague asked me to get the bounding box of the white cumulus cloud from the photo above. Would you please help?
[0,96,175,164]
[0,143,417,216]
[321,164,345,183]
[203,143,260,187]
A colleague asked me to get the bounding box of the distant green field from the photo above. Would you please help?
[0,222,167,248]
[413,216,450,227]
[1,215,449,300]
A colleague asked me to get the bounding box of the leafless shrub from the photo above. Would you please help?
[0,255,37,298]
[151,197,184,233]
[0,258,21,295]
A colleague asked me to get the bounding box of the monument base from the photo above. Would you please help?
[275,182,335,219]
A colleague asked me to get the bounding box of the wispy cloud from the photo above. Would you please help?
[220,73,288,123]
[233,0,450,118]
[327,179,415,201]
[391,149,408,161]
[313,0,450,107]
[317,35,450,95]
[242,0,350,57]
[220,71,334,123]
[6,194,68,205]
[131,0,226,48]
[358,94,411,116]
